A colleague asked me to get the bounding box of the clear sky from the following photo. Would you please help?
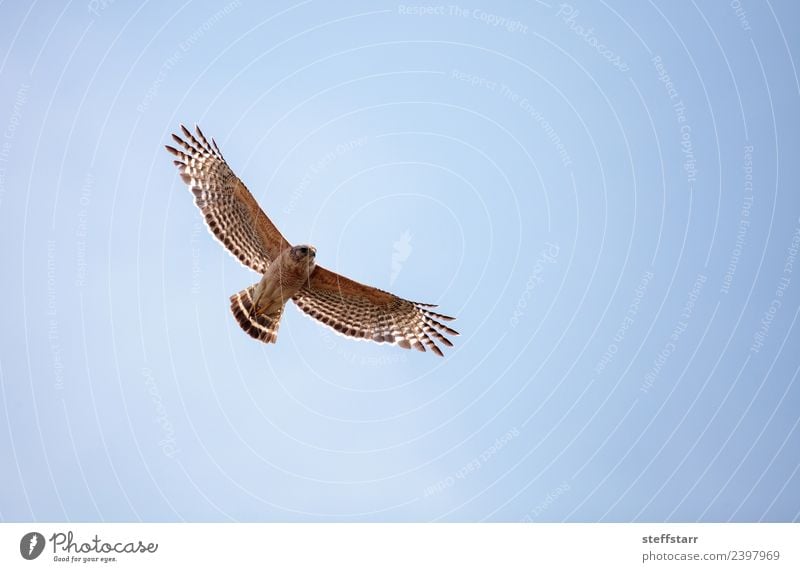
[0,0,799,522]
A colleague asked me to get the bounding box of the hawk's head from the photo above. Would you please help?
[290,244,317,263]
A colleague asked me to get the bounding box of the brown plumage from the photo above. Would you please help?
[230,285,283,344]
[167,125,458,356]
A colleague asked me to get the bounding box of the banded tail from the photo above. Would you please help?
[230,285,284,344]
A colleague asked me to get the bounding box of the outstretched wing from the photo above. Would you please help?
[166,124,290,273]
[292,266,459,356]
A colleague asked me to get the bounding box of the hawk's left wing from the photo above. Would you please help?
[166,124,290,273]
[292,266,458,356]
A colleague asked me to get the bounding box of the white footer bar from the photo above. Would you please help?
[1,523,797,571]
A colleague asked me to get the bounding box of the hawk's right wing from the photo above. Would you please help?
[292,265,458,356]
[166,124,290,273]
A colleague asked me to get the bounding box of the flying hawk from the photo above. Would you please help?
[166,125,458,355]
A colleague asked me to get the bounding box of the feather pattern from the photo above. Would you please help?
[166,124,289,273]
[293,266,458,356]
[230,285,283,344]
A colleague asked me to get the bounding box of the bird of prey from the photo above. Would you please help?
[166,125,458,355]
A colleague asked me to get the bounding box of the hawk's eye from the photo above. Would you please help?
[299,247,308,255]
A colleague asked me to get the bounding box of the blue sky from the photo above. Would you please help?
[0,0,799,522]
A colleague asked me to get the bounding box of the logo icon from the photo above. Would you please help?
[390,229,413,285]
[20,532,45,560]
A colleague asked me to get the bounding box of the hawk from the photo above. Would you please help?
[166,125,458,356]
